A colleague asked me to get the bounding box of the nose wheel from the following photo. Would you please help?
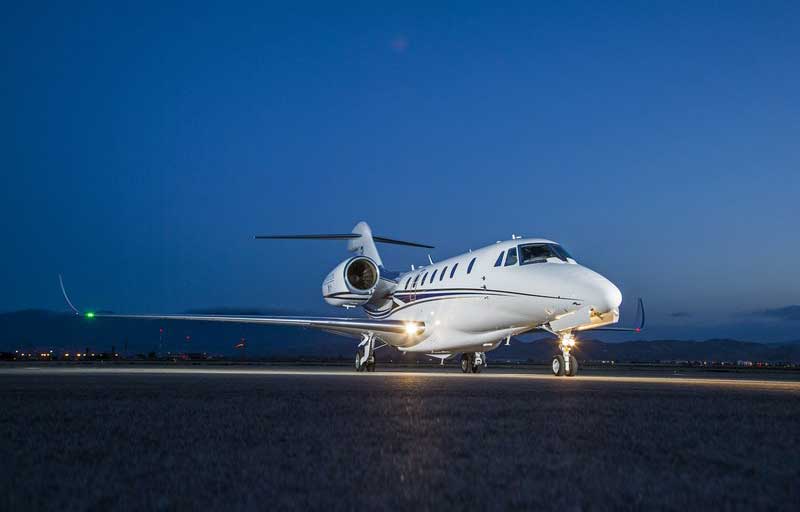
[461,352,486,373]
[552,333,578,377]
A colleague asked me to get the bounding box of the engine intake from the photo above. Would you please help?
[346,258,379,290]
[322,257,380,307]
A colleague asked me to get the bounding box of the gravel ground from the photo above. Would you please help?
[1,367,798,511]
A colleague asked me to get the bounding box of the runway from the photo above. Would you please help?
[1,365,798,510]
[7,365,800,392]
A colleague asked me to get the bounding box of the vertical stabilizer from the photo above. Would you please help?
[348,222,383,266]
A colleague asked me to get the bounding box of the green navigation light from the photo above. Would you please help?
[85,312,95,318]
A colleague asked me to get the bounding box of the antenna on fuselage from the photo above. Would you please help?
[427,254,434,265]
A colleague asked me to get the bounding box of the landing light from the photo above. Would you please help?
[405,322,419,336]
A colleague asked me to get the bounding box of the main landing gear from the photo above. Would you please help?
[461,352,486,374]
[355,333,376,372]
[552,333,578,377]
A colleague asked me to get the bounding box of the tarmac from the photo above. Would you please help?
[1,365,798,510]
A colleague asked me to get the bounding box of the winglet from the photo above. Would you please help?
[590,297,646,333]
[634,297,645,332]
[58,274,80,316]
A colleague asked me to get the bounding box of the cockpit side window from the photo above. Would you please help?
[420,272,428,287]
[505,247,518,266]
[467,257,477,274]
[551,245,573,261]
[404,277,411,289]
[494,251,505,267]
[430,269,438,283]
[440,266,448,281]
[450,263,458,278]
[412,274,420,287]
[518,243,572,264]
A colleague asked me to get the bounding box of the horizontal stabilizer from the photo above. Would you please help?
[255,234,359,241]
[255,233,433,249]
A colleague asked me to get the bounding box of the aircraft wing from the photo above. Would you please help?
[586,298,646,332]
[59,275,421,339]
[82,312,419,338]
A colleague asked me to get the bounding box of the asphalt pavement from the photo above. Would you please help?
[1,366,798,511]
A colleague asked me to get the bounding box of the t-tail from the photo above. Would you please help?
[255,221,433,268]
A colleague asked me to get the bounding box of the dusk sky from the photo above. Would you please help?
[2,2,798,340]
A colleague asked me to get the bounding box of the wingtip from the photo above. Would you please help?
[58,274,80,316]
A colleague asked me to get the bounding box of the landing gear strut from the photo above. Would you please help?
[355,333,376,372]
[461,352,486,374]
[552,333,578,377]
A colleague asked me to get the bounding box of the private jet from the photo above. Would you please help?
[60,222,643,376]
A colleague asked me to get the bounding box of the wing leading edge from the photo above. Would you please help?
[58,275,421,339]
[85,313,419,338]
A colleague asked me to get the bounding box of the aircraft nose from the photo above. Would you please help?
[577,269,622,313]
[598,279,623,312]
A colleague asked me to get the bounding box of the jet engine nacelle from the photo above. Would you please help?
[322,256,380,307]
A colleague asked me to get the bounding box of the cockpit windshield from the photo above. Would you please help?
[518,243,574,264]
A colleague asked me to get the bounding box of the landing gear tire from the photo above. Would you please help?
[460,353,471,373]
[552,355,565,376]
[565,355,578,377]
[355,350,365,372]
[356,347,376,372]
[461,353,486,373]
[355,333,377,373]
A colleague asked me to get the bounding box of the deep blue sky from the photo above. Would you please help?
[2,2,798,340]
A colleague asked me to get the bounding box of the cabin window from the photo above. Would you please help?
[430,269,437,283]
[467,257,477,274]
[420,272,428,287]
[412,274,420,287]
[494,251,505,267]
[440,266,448,281]
[505,247,518,266]
[450,263,458,278]
[404,277,411,289]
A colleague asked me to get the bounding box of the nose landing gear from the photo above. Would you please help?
[461,352,486,373]
[552,333,578,377]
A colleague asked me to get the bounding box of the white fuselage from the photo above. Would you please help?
[363,238,622,354]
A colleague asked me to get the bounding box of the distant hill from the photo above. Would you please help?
[1,309,799,363]
[493,338,800,363]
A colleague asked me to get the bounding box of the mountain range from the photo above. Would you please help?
[1,309,798,363]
